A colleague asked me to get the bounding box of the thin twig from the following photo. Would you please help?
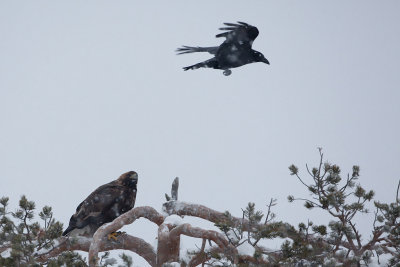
[294,172,310,189]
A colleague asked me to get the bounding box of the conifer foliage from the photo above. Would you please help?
[0,149,399,266]
[0,195,132,267]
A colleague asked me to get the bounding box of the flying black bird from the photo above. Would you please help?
[62,171,138,238]
[176,22,269,76]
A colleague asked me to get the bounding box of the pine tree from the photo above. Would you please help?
[1,149,399,266]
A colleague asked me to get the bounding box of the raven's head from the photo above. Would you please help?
[119,171,138,189]
[253,51,270,65]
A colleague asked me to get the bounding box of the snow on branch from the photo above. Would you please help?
[3,151,399,266]
[171,177,179,201]
[163,201,250,230]
[89,206,164,266]
[8,163,395,267]
[36,235,156,266]
[169,223,237,258]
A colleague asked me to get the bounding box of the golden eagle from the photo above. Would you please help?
[62,171,138,237]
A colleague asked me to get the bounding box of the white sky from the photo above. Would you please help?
[1,1,399,266]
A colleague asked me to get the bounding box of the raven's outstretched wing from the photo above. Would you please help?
[176,46,219,55]
[182,58,218,71]
[216,22,259,46]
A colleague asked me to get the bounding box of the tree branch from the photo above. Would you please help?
[35,235,157,266]
[169,224,238,264]
[171,177,179,201]
[170,224,230,250]
[187,238,208,267]
[89,206,164,266]
[0,245,10,255]
[163,201,254,231]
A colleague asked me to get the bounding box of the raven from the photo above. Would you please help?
[176,22,269,76]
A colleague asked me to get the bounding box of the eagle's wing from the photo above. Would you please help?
[75,184,121,221]
[63,183,126,235]
[216,22,259,47]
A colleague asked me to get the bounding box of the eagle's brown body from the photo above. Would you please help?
[62,171,138,237]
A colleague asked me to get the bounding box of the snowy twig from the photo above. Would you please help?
[171,177,179,201]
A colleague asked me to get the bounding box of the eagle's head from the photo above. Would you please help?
[118,171,138,189]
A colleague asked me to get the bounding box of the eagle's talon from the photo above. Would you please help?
[107,231,126,241]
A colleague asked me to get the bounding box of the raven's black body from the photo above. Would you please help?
[177,22,269,75]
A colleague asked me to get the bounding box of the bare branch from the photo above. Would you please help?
[36,235,156,266]
[169,224,238,264]
[349,221,362,249]
[264,198,276,225]
[157,223,179,265]
[162,199,334,255]
[170,224,230,250]
[89,206,164,266]
[172,177,179,201]
[0,245,10,254]
[294,171,310,189]
[188,238,208,267]
[163,201,254,231]
[207,246,271,266]
[238,254,270,265]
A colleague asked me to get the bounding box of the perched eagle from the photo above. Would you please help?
[62,171,138,237]
[176,21,269,76]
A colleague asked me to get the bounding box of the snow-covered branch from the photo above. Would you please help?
[163,201,251,230]
[89,206,164,266]
[3,164,397,267]
[36,235,156,266]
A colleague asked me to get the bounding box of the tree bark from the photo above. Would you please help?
[89,206,164,266]
[36,235,157,266]
[30,177,394,266]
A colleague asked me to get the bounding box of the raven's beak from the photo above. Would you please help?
[263,58,270,65]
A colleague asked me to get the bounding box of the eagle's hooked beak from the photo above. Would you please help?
[129,172,138,187]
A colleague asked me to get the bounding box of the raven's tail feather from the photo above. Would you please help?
[176,46,218,55]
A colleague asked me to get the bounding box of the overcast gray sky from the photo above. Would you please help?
[1,1,399,265]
